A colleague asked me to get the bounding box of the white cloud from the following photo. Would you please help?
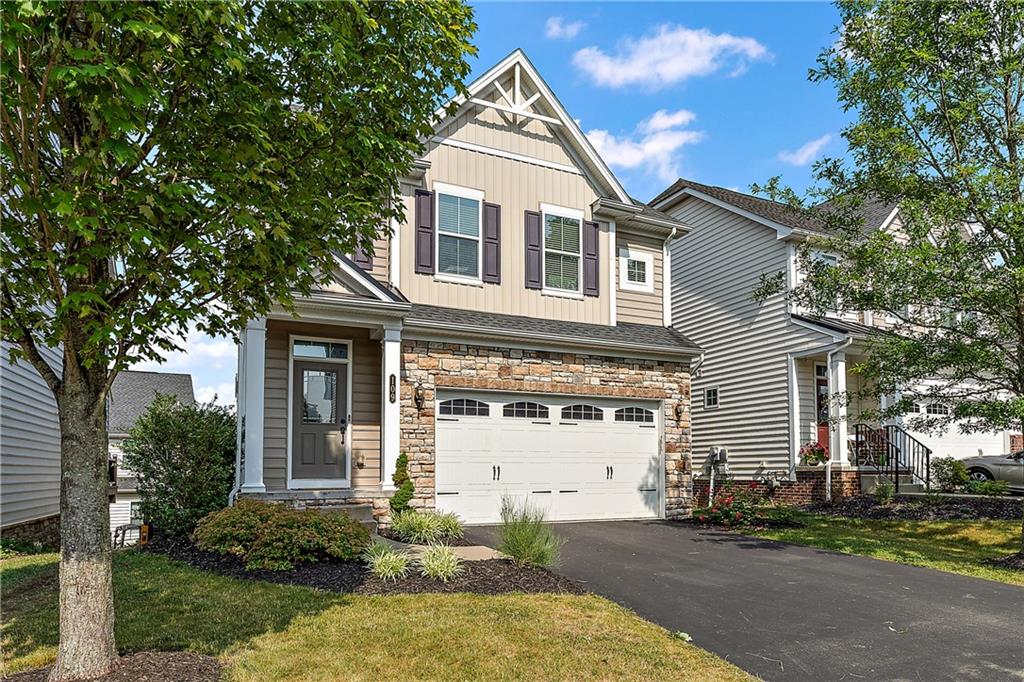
[573,24,770,89]
[586,109,703,183]
[778,133,832,166]
[545,16,585,40]
[131,325,237,407]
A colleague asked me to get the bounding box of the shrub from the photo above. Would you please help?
[193,499,370,570]
[390,509,463,544]
[0,537,48,558]
[964,479,1009,496]
[390,453,414,513]
[874,480,895,504]
[496,496,564,568]
[931,456,969,492]
[694,486,760,527]
[121,395,236,538]
[364,543,411,582]
[418,544,463,582]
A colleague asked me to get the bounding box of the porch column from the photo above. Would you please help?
[240,317,267,493]
[829,350,850,466]
[787,355,800,479]
[380,323,402,489]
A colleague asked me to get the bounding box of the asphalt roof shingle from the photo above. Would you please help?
[405,303,701,355]
[108,370,196,433]
[652,178,898,235]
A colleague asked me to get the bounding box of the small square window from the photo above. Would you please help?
[704,387,719,409]
[815,365,828,378]
[619,247,654,293]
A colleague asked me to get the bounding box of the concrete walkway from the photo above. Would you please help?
[465,521,1024,681]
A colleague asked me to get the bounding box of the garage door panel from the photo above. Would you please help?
[435,392,661,524]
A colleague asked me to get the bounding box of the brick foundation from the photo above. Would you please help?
[400,340,694,519]
[694,468,862,507]
[2,514,60,546]
[1012,434,1023,452]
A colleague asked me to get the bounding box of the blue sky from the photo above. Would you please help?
[145,2,848,406]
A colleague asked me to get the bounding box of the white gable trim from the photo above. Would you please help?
[654,187,796,239]
[432,49,631,204]
[332,254,395,303]
[877,204,901,233]
[431,136,583,175]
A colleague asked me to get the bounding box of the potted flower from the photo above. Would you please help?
[800,442,830,466]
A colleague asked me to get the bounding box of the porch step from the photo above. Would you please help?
[312,503,377,533]
[860,474,924,494]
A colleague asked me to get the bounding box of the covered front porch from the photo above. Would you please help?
[234,304,405,513]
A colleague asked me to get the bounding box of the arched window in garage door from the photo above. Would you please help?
[614,407,654,423]
[439,398,490,416]
[502,401,549,419]
[561,404,603,421]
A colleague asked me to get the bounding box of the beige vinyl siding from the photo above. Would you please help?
[668,198,831,476]
[369,235,389,283]
[0,341,62,528]
[263,320,381,491]
[616,232,664,325]
[438,80,576,166]
[398,112,610,325]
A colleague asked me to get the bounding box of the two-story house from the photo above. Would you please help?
[232,50,701,525]
[652,179,1017,496]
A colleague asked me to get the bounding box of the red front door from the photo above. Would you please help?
[815,373,830,454]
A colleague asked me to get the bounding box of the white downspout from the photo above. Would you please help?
[824,337,853,502]
[663,226,677,327]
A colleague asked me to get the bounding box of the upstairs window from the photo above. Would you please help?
[925,403,950,416]
[436,183,483,281]
[561,404,603,421]
[619,247,654,293]
[704,387,720,409]
[542,204,582,293]
[503,401,549,419]
[439,398,490,417]
[614,407,654,423]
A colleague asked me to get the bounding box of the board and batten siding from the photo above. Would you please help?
[668,198,831,476]
[615,231,664,325]
[0,341,62,527]
[262,320,382,491]
[397,109,610,325]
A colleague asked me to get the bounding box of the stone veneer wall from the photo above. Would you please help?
[693,469,862,507]
[400,340,694,519]
[1,514,60,546]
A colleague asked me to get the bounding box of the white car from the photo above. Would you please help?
[960,451,1024,493]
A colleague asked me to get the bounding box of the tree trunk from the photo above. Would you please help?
[49,371,117,681]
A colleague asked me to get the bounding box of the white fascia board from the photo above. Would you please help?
[331,254,395,303]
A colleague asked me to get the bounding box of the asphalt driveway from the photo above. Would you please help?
[465,521,1024,681]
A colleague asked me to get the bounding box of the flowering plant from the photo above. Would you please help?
[695,487,759,527]
[799,442,829,465]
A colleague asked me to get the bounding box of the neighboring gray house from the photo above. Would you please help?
[0,341,62,543]
[652,179,1015,489]
[108,370,195,535]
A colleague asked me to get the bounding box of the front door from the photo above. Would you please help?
[292,360,348,482]
[815,369,830,454]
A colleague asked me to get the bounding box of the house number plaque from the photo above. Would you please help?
[389,374,397,403]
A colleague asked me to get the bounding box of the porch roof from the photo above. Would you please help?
[404,303,702,358]
[792,313,880,339]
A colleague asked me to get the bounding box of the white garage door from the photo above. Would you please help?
[435,391,662,524]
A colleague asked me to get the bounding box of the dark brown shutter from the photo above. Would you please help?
[414,189,435,274]
[524,210,542,290]
[352,244,373,271]
[482,202,501,284]
[582,220,599,297]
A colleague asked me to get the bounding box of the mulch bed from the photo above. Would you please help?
[986,552,1024,572]
[675,517,806,531]
[805,495,1023,521]
[8,652,221,682]
[144,538,585,596]
[375,527,473,547]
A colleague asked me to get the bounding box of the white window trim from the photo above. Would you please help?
[287,335,353,490]
[618,246,654,293]
[433,181,485,285]
[540,202,584,296]
[704,386,720,410]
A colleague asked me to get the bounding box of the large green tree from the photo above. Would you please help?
[0,2,474,679]
[760,1,1022,553]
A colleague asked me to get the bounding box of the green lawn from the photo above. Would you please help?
[745,513,1024,586]
[1,551,750,681]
